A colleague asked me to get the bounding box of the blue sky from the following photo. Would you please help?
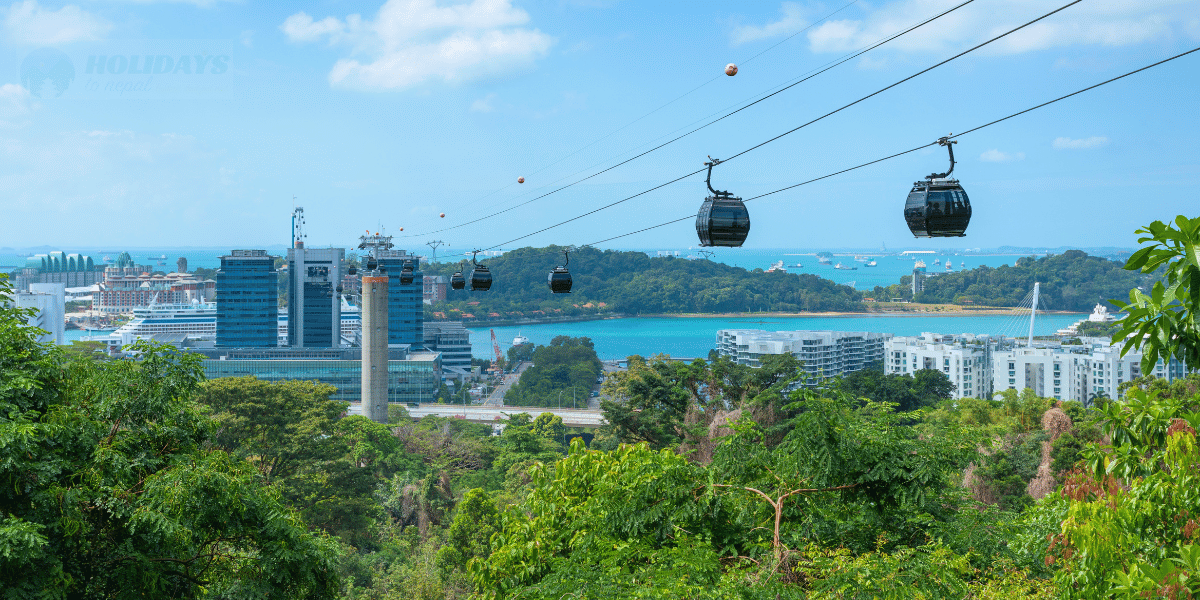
[1,0,1197,253]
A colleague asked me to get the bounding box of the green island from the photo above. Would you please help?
[423,246,1156,322]
[4,216,1200,598]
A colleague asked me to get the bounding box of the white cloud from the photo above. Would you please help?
[806,0,1194,56]
[281,12,346,44]
[281,0,554,91]
[0,83,34,126]
[980,148,1024,162]
[2,1,112,45]
[731,2,809,46]
[1053,136,1109,149]
[469,92,496,112]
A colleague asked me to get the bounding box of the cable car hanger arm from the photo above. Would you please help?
[928,136,957,180]
[705,156,733,197]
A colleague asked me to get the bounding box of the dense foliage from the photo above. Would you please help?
[871,250,1153,311]
[502,336,602,407]
[1112,215,1200,373]
[0,276,339,599]
[425,245,863,320]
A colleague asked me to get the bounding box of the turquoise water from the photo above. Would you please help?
[468,313,1085,361]
[65,313,1086,362]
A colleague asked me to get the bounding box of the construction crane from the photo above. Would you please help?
[490,329,503,366]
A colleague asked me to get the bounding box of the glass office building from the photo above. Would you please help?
[287,246,344,347]
[377,250,424,347]
[196,346,441,404]
[215,250,278,348]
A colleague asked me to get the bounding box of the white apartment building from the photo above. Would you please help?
[992,344,1174,404]
[884,333,994,399]
[16,283,65,345]
[715,329,888,383]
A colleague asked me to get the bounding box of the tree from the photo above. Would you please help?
[1113,215,1200,374]
[0,274,340,598]
[1054,389,1200,597]
[195,377,386,548]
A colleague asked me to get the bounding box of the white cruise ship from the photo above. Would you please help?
[86,300,362,348]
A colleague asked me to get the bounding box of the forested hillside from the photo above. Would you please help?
[423,246,864,319]
[871,250,1155,311]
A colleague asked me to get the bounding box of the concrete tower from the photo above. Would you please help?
[361,272,389,423]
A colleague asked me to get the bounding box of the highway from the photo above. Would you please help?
[405,404,605,427]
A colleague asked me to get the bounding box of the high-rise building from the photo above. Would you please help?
[885,332,996,400]
[216,250,278,348]
[287,245,344,348]
[424,321,473,378]
[17,283,65,345]
[715,329,888,384]
[376,250,424,347]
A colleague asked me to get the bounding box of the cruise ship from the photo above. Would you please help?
[86,300,362,348]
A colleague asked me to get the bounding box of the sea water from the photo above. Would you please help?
[469,313,1085,361]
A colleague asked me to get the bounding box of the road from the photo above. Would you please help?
[406,404,605,428]
[482,361,531,406]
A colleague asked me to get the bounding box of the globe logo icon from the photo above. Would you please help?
[21,48,75,98]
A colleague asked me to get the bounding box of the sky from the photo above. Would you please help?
[1,0,1198,254]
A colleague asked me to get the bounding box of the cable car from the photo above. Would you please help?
[905,136,971,238]
[469,251,492,292]
[336,285,343,294]
[548,249,572,293]
[696,156,750,247]
[451,261,466,290]
[347,262,357,276]
[400,260,415,285]
[366,256,378,271]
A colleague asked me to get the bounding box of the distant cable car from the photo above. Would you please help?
[696,156,750,247]
[366,256,378,271]
[336,285,343,294]
[440,213,446,218]
[725,63,738,76]
[451,261,466,290]
[469,250,492,292]
[348,262,357,276]
[905,136,971,238]
[548,249,572,294]
[400,260,415,284]
[518,177,525,184]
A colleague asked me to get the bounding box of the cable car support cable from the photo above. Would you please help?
[573,44,1200,249]
[453,0,1088,254]
[398,0,980,240]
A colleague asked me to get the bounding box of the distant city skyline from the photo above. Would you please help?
[1,0,1197,249]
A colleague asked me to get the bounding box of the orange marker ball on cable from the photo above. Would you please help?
[518,177,525,184]
[725,63,738,76]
